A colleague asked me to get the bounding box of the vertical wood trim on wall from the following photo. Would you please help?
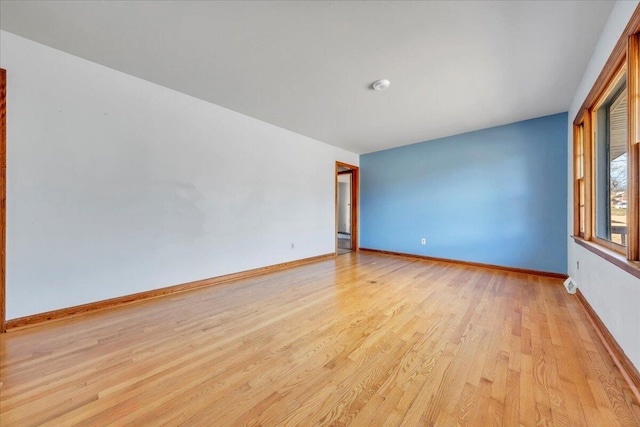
[0,68,6,332]
[334,163,339,253]
[584,113,593,241]
[351,166,359,251]
[335,161,359,253]
[573,124,581,237]
[627,33,640,260]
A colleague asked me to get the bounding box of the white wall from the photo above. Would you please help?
[567,1,640,371]
[0,31,358,319]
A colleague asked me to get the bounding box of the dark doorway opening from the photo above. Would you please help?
[335,162,358,255]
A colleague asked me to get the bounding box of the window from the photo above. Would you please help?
[574,123,586,237]
[573,28,640,262]
[594,73,627,247]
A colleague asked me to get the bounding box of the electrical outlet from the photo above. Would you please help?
[291,242,295,249]
[577,261,580,270]
[421,238,426,245]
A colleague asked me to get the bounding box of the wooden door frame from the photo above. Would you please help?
[335,161,359,254]
[1,68,6,332]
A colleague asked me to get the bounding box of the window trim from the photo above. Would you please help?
[573,5,640,265]
[573,237,640,280]
[574,120,590,239]
[592,66,627,254]
[627,33,640,260]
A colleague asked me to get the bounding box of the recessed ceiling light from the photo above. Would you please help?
[372,79,390,91]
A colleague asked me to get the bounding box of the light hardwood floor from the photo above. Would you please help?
[1,252,638,426]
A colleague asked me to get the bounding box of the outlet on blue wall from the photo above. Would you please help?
[360,113,568,274]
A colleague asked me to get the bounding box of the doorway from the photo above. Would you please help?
[1,69,6,331]
[335,162,358,255]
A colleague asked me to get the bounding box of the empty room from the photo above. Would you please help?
[1,1,639,425]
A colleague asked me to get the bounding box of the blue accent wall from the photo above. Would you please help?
[360,113,568,274]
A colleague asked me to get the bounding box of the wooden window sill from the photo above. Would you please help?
[572,236,640,279]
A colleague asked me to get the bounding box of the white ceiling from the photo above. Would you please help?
[0,1,614,154]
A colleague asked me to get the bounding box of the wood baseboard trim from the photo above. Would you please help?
[4,253,336,331]
[575,289,640,404]
[359,248,568,279]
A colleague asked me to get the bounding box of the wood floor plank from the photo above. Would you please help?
[0,252,638,426]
